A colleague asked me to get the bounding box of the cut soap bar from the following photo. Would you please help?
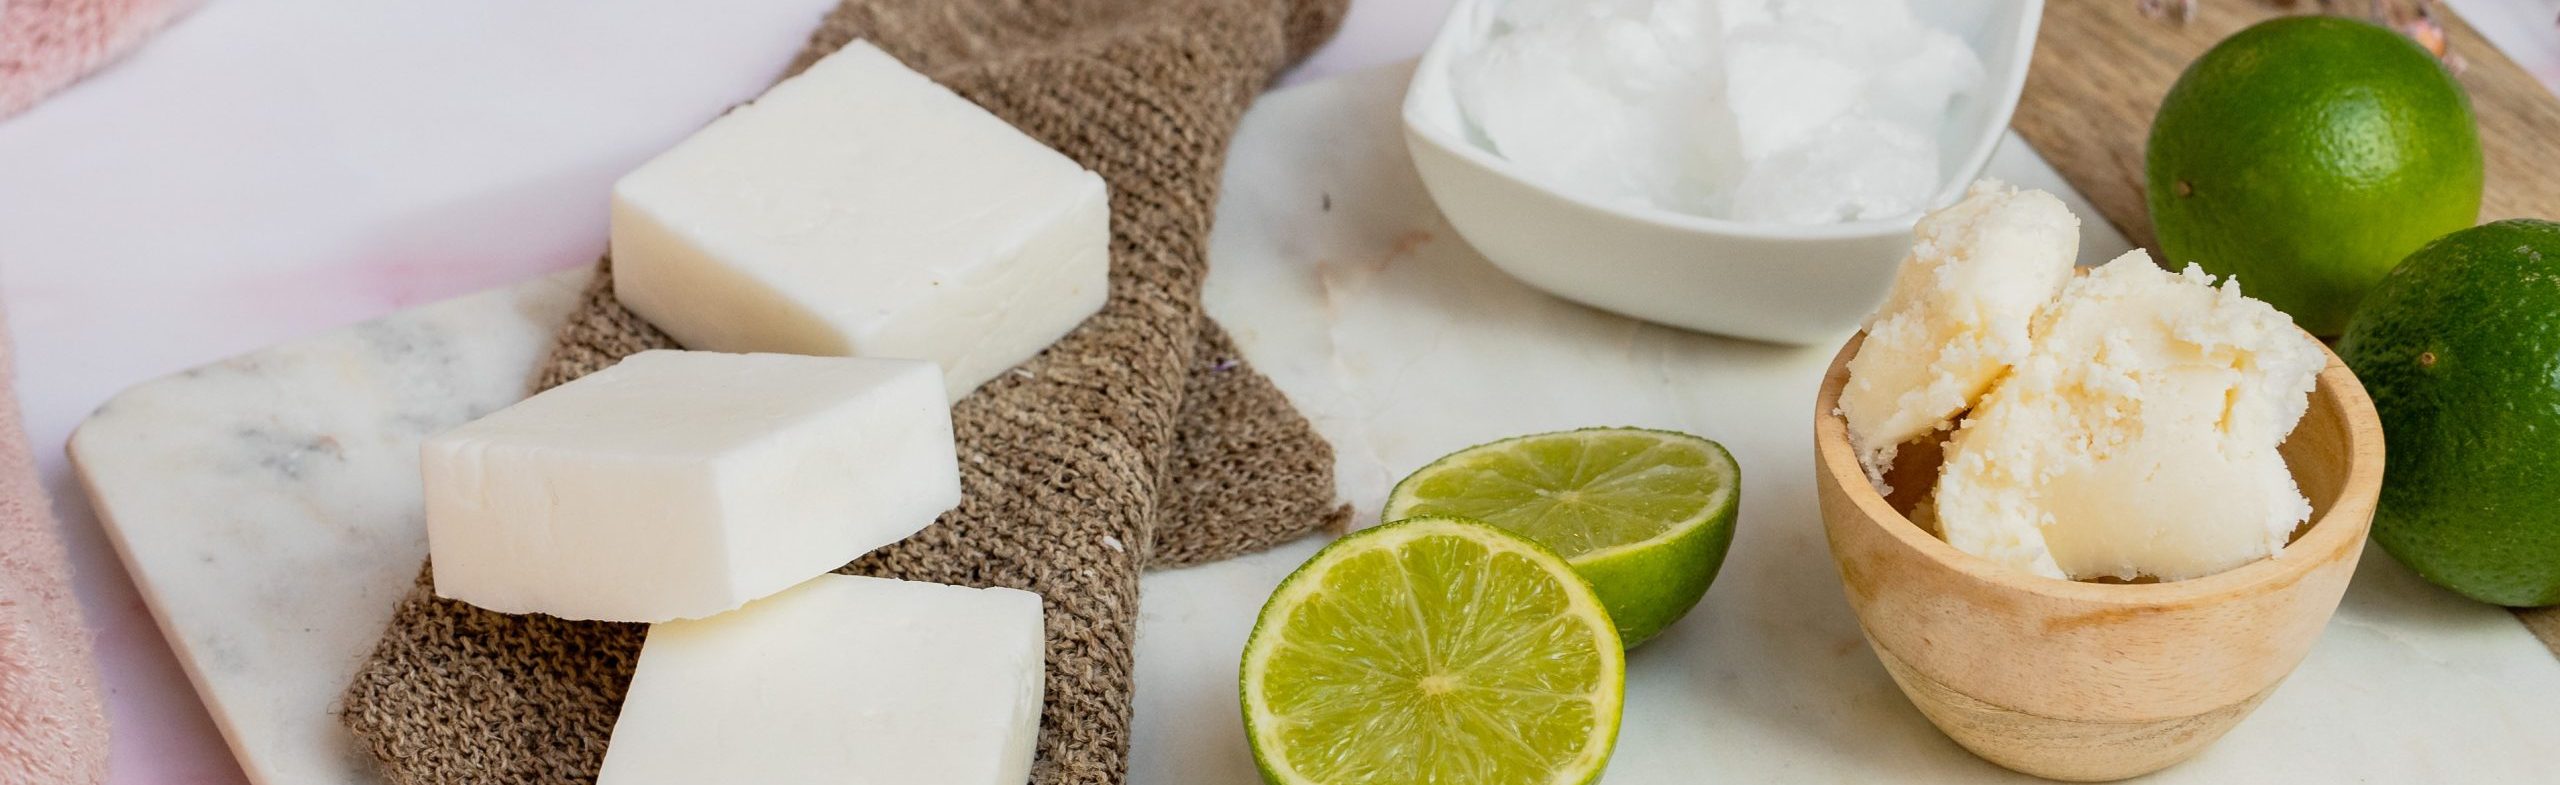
[596,574,1044,785]
[422,350,958,622]
[612,40,1110,399]
[1840,180,2078,489]
[1932,254,2326,580]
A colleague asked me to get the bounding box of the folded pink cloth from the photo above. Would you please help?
[0,0,201,119]
[0,317,109,785]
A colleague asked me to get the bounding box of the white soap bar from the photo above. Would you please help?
[596,574,1044,785]
[611,40,1110,399]
[1933,253,2326,581]
[422,350,958,622]
[1839,180,2078,489]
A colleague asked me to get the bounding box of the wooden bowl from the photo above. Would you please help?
[1812,333,2383,781]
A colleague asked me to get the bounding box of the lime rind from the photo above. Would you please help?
[1384,428,1736,557]
[1240,517,1625,785]
[1381,428,1740,646]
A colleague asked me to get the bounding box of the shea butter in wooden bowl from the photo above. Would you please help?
[1811,332,2383,782]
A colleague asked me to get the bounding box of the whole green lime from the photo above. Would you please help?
[2147,15,2482,336]
[2337,220,2560,607]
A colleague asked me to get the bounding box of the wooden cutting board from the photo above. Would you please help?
[2011,0,2560,654]
[2015,1,2560,244]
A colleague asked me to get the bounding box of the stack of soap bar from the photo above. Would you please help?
[1839,180,2079,488]
[1933,253,2327,581]
[611,40,1111,399]
[422,350,958,622]
[596,574,1045,785]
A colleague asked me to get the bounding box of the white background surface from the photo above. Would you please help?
[0,1,2553,783]
[68,60,2560,785]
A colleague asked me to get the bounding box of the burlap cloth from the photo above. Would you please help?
[339,1,1355,782]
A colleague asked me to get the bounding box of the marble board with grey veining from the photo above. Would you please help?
[71,64,2560,785]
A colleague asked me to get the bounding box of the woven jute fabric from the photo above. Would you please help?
[339,1,1353,782]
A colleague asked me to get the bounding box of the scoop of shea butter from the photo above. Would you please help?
[1933,253,2326,581]
[1839,179,2079,491]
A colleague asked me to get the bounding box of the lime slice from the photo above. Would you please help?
[1383,428,1739,647]
[1240,517,1624,785]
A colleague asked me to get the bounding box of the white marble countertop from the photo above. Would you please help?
[66,58,2560,785]
[1,1,2554,783]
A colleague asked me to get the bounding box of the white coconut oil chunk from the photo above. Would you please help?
[1451,0,1985,224]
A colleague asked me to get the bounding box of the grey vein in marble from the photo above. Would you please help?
[73,272,582,785]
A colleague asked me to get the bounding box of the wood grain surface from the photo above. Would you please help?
[2013,0,2560,250]
[2011,0,2560,658]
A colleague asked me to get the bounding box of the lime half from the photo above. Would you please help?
[1240,517,1624,785]
[1383,428,1739,647]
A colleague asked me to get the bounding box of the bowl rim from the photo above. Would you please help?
[1401,0,2047,242]
[1813,331,2385,605]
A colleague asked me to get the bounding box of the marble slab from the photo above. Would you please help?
[72,273,586,785]
[71,64,2560,785]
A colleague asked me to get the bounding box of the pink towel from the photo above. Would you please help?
[0,317,109,785]
[0,0,201,120]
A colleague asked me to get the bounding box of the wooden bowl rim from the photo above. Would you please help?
[1814,331,2384,606]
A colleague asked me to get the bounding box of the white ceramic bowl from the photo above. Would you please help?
[1402,0,2045,345]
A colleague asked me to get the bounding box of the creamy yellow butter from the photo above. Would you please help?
[1932,253,2326,581]
[1839,180,2079,491]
